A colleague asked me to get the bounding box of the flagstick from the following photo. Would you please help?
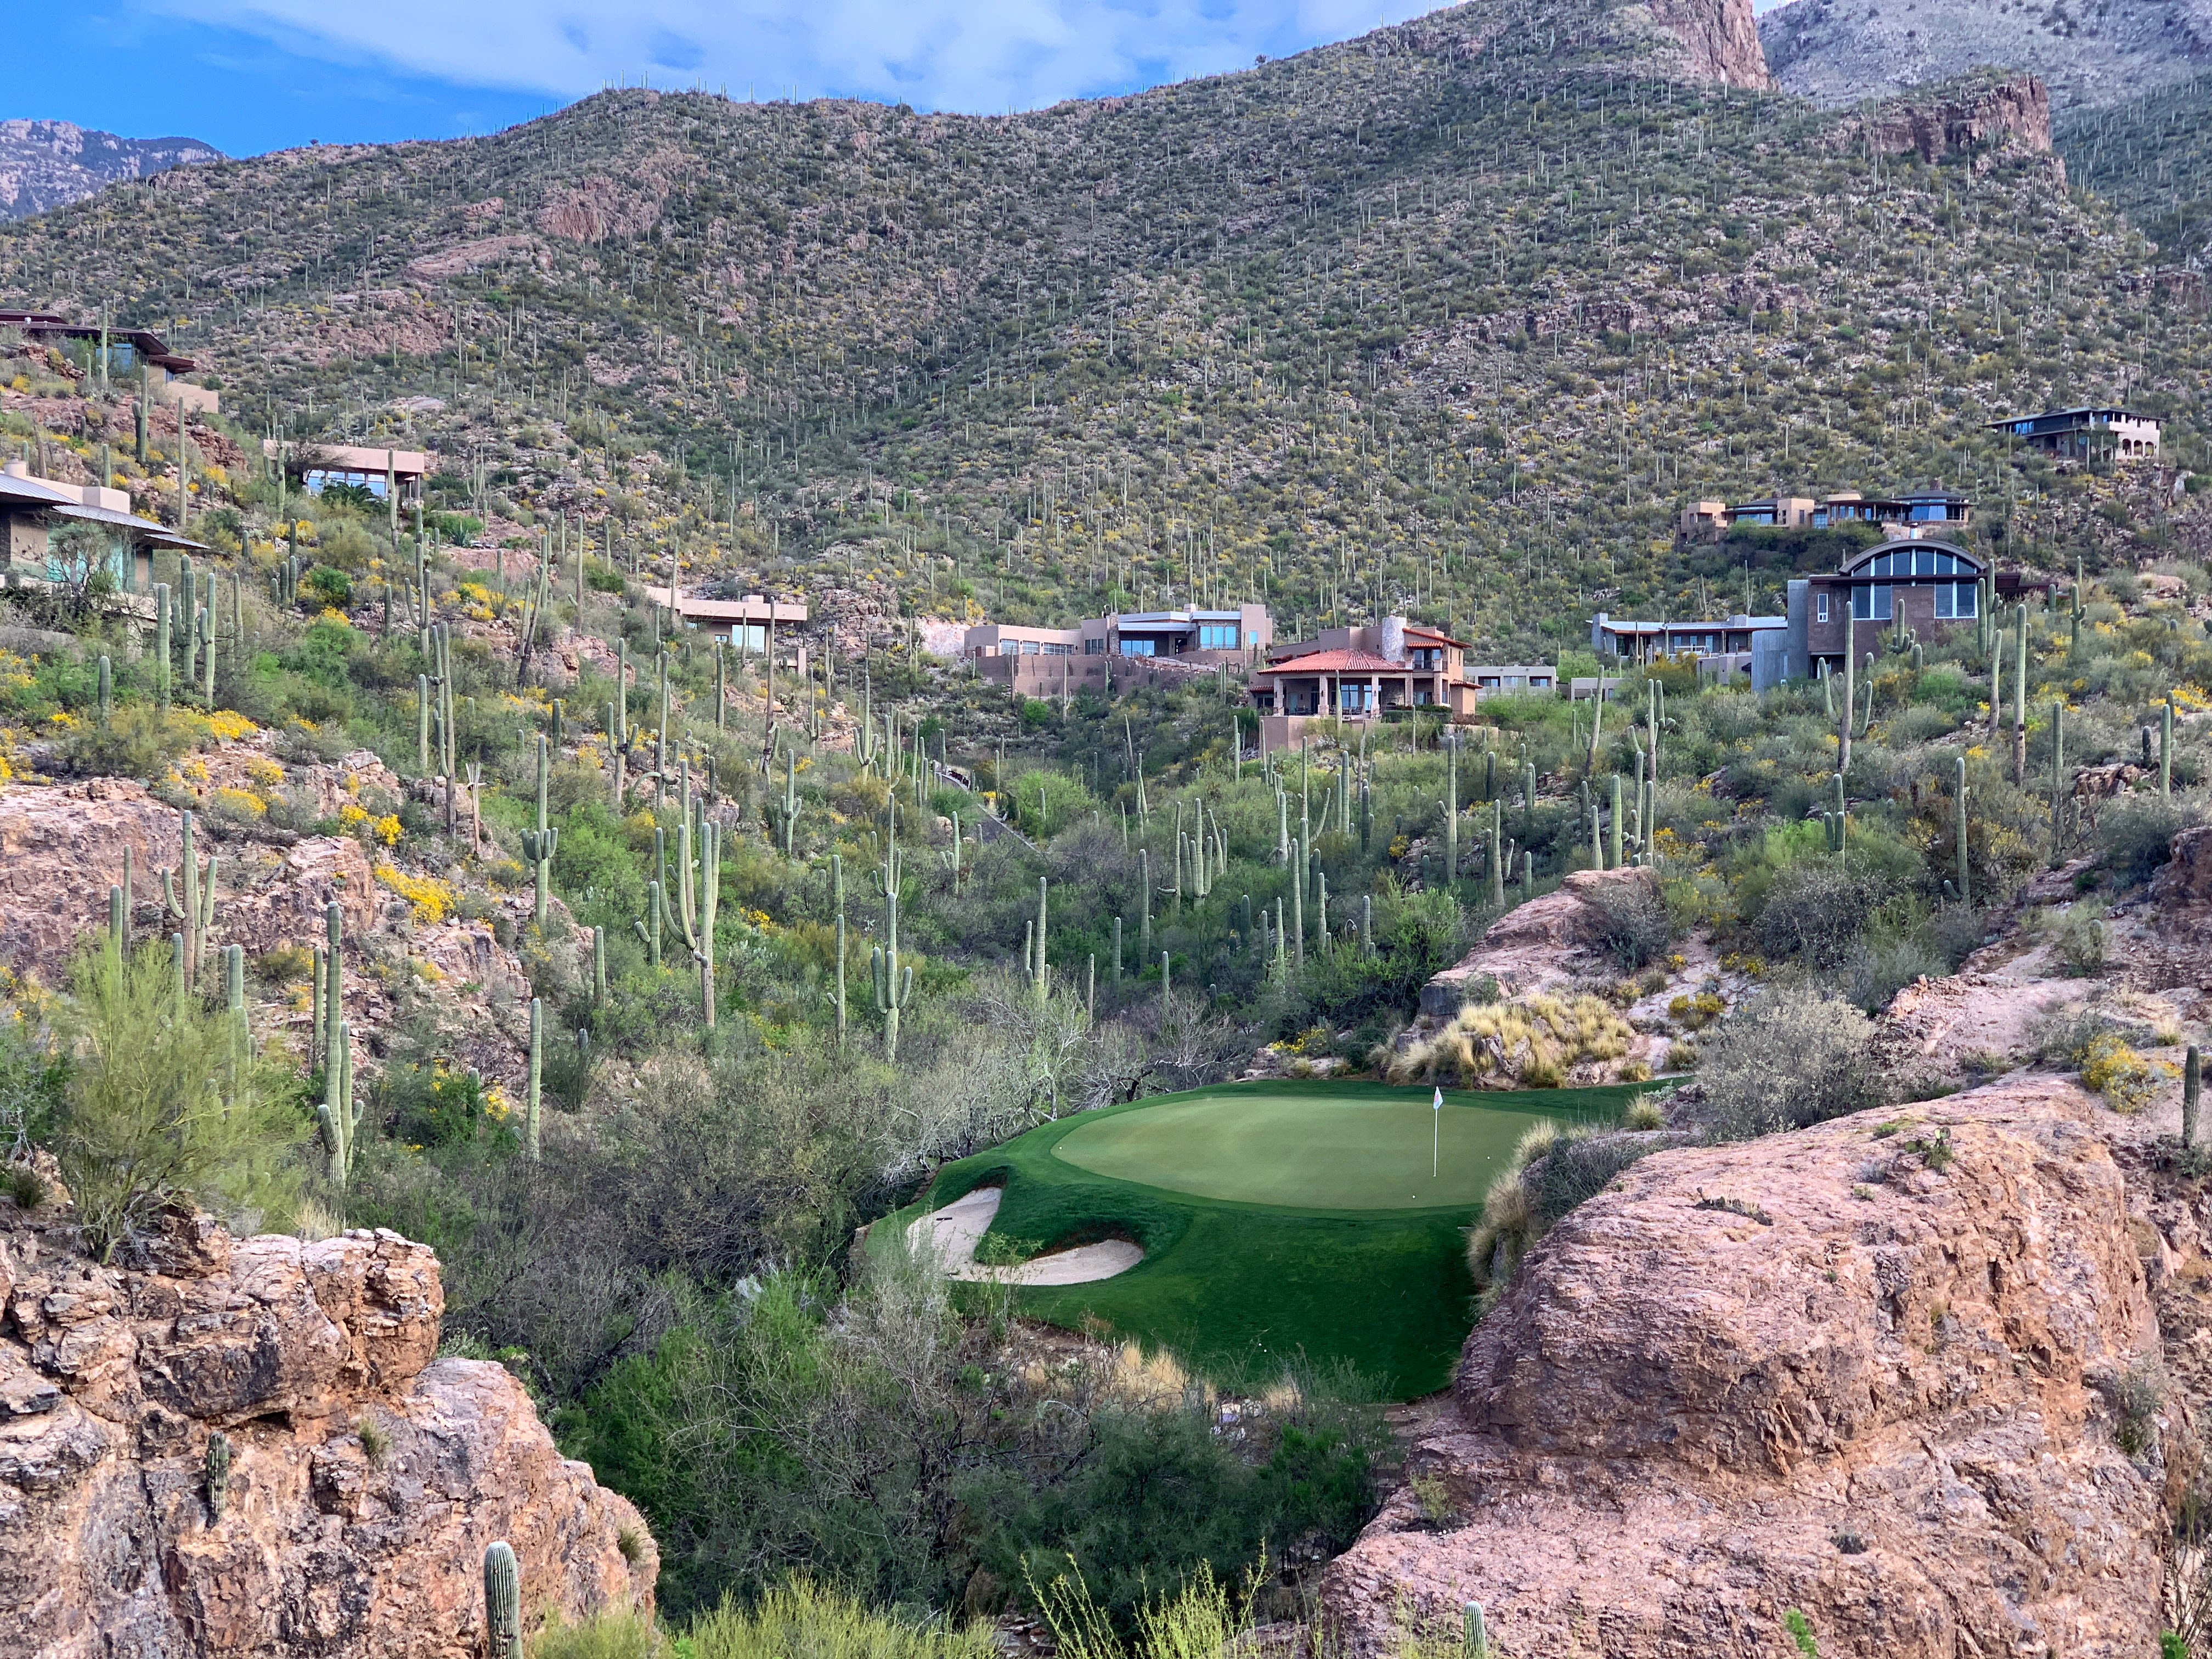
[1433,1109,1440,1180]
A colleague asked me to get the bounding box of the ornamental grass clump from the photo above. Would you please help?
[1390,994,1633,1088]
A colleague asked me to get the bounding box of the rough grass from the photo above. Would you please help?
[892,1080,1654,1398]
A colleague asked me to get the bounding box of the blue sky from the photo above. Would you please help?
[18,2,1796,158]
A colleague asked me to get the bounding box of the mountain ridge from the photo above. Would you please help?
[1760,0,2212,110]
[0,119,221,222]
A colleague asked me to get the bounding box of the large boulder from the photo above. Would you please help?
[1418,866,1658,1014]
[2,1207,654,1657]
[1322,1075,2164,1658]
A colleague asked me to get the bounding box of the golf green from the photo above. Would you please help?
[892,1079,1658,1399]
[1053,1088,1542,1210]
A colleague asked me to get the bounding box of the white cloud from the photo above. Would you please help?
[153,0,1437,114]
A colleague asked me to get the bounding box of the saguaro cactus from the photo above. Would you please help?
[1033,877,1050,1009]
[871,822,916,1062]
[317,1018,359,1186]
[1954,755,1971,909]
[97,654,112,725]
[2162,695,2175,798]
[161,809,218,987]
[828,854,848,1046]
[520,736,558,927]
[483,1541,522,1659]
[2185,1045,2203,1148]
[154,582,172,706]
[526,998,543,1160]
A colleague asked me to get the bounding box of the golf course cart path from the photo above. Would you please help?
[906,1186,1144,1285]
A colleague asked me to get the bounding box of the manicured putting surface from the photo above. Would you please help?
[1054,1090,1544,1210]
[895,1080,1660,1398]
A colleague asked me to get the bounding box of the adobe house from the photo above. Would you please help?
[1987,406,2160,464]
[0,309,218,413]
[644,588,809,655]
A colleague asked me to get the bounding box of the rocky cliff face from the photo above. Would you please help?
[2,1200,654,1657]
[1828,74,2057,167]
[0,770,572,1096]
[1640,0,1774,90]
[0,121,221,222]
[1323,1076,2167,1657]
[1760,0,2212,110]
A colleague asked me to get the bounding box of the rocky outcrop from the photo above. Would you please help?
[2,1205,654,1657]
[1419,867,1660,1014]
[1838,74,2055,165]
[0,780,184,977]
[1322,1076,2165,1658]
[1642,0,1773,91]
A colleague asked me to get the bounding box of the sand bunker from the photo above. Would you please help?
[907,1186,1143,1285]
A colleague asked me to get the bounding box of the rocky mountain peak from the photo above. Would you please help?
[0,119,220,222]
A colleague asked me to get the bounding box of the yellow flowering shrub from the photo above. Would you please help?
[212,787,267,818]
[338,802,370,830]
[375,864,454,924]
[246,756,285,788]
[2080,1033,2160,1114]
[372,814,403,847]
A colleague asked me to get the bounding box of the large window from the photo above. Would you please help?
[1934,582,1978,619]
[1041,643,1074,656]
[1816,592,1829,623]
[1119,638,1156,657]
[1197,624,1240,649]
[1850,584,1893,621]
[1861,549,1976,578]
[1084,637,1105,654]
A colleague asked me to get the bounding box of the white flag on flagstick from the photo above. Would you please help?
[1432,1087,1443,1113]
[1431,1087,1443,1177]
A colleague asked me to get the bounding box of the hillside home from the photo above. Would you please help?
[643,588,808,656]
[0,309,218,413]
[264,441,430,504]
[1249,617,1476,747]
[1776,538,2042,679]
[1988,406,2160,462]
[1681,488,1973,539]
[963,604,1272,695]
[1,461,202,588]
[1590,612,1787,664]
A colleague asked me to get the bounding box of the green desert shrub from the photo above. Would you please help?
[2094,789,2207,884]
[51,941,307,1260]
[1753,862,1895,969]
[1582,876,1673,970]
[1699,985,1878,1141]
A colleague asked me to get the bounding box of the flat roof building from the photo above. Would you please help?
[264,441,430,505]
[963,604,1272,695]
[1987,407,2160,462]
[2,462,204,590]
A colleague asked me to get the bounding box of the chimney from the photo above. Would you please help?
[1380,615,1406,663]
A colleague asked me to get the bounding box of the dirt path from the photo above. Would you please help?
[906,1186,1143,1285]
